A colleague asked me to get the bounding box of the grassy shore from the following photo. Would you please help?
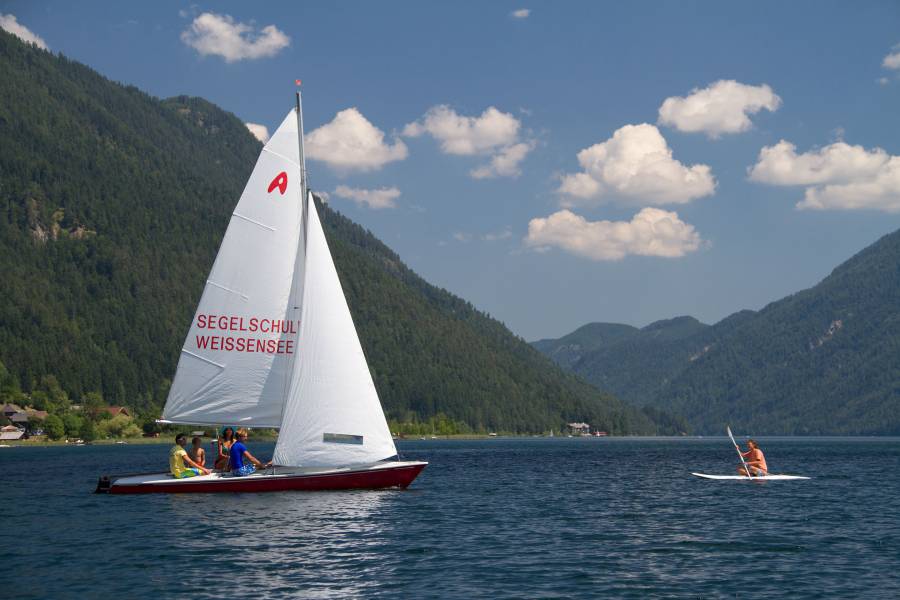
[1,432,525,447]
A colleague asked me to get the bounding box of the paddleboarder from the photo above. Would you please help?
[736,439,768,476]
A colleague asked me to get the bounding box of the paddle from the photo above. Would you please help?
[727,426,753,478]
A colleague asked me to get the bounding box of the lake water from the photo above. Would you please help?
[3,437,899,598]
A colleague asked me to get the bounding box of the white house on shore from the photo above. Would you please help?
[0,425,25,441]
[567,422,591,435]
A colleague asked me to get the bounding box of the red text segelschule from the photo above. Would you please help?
[195,314,300,334]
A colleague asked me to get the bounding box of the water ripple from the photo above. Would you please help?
[2,438,900,598]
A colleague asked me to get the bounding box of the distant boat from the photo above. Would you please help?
[488,432,498,437]
[97,90,426,494]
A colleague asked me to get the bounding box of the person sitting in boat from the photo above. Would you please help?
[737,439,768,476]
[214,426,235,471]
[170,433,211,478]
[229,428,271,477]
[189,436,206,468]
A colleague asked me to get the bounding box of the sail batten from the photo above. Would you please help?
[205,280,248,299]
[231,212,277,231]
[180,350,225,369]
[262,146,302,168]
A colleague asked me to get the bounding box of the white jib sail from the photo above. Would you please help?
[161,110,305,427]
[273,194,397,467]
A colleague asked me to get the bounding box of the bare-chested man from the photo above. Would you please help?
[737,439,768,476]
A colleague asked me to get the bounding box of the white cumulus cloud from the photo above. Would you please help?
[797,160,900,212]
[511,9,531,19]
[245,122,269,143]
[749,140,900,212]
[471,141,535,179]
[883,48,900,70]
[307,108,408,173]
[333,185,401,210]
[557,123,715,206]
[748,140,889,185]
[404,105,520,155]
[1,14,49,49]
[658,80,781,138]
[525,208,704,261]
[181,12,289,62]
[404,105,533,179]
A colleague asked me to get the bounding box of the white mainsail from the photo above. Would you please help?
[161,110,305,427]
[273,193,397,466]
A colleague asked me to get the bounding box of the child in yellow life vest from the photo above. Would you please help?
[170,433,211,478]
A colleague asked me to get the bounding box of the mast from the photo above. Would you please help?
[272,88,310,470]
[296,89,308,247]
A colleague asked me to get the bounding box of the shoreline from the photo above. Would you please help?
[2,433,899,448]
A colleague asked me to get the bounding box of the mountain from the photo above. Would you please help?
[534,232,900,435]
[532,322,640,370]
[534,317,712,403]
[0,30,672,435]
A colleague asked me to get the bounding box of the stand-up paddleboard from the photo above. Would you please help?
[691,473,810,480]
[692,426,810,481]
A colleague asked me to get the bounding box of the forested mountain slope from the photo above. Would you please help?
[534,314,754,406]
[0,30,670,434]
[534,232,900,435]
[658,229,900,435]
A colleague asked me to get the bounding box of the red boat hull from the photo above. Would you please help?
[98,462,427,494]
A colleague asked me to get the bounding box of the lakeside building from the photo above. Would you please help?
[0,425,25,441]
[4,409,48,436]
[567,422,591,435]
[1,403,23,419]
[7,409,48,425]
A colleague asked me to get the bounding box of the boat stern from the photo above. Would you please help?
[95,475,112,494]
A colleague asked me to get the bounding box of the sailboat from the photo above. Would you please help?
[96,91,427,493]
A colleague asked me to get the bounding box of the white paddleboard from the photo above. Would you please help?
[692,472,810,480]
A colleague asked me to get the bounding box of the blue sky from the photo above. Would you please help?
[4,1,900,340]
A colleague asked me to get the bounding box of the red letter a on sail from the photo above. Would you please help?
[268,172,288,195]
